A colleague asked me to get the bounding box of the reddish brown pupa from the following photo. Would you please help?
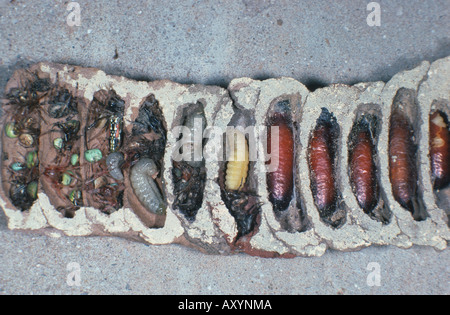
[388,89,426,220]
[308,108,339,220]
[349,115,379,214]
[430,110,450,190]
[266,101,294,212]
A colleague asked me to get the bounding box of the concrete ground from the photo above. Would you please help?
[0,0,449,295]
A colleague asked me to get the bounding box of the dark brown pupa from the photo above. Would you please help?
[430,110,450,190]
[388,89,427,221]
[266,100,295,212]
[308,108,341,225]
[348,115,379,215]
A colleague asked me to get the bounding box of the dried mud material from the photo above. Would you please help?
[0,58,449,258]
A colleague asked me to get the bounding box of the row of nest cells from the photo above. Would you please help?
[2,76,449,235]
[220,89,449,232]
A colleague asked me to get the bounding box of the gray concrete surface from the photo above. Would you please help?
[0,0,449,295]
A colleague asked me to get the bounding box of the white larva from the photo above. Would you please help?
[130,158,166,215]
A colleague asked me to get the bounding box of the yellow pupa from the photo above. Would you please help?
[225,129,249,191]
